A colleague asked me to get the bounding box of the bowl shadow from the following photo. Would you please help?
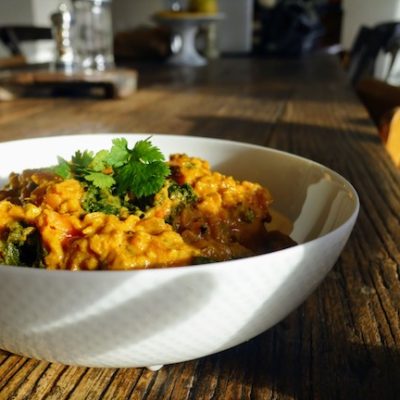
[186,297,400,400]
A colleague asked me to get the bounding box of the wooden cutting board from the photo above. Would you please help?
[0,68,138,100]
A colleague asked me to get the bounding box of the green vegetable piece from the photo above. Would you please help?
[53,157,71,179]
[116,139,170,198]
[72,150,94,170]
[0,223,37,266]
[90,150,109,172]
[133,139,165,163]
[4,242,21,265]
[242,208,255,223]
[85,171,115,190]
[53,137,171,206]
[192,256,217,265]
[168,182,198,204]
[82,186,122,215]
[105,138,130,167]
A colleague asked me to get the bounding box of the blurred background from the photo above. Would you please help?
[1,0,400,104]
[0,0,398,61]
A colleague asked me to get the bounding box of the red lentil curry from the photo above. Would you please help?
[0,138,295,270]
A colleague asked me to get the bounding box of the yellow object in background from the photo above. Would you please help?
[386,108,400,167]
[188,0,218,13]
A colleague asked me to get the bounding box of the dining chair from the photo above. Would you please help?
[347,22,400,85]
[356,77,400,126]
[0,25,52,57]
[354,77,400,168]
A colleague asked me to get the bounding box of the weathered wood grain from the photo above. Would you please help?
[0,54,399,400]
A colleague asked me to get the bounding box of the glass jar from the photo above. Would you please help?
[72,0,115,71]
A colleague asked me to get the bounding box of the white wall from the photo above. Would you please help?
[31,0,60,26]
[0,0,58,26]
[0,0,57,60]
[0,0,33,25]
[341,0,400,50]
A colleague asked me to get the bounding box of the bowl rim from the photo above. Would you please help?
[0,133,360,274]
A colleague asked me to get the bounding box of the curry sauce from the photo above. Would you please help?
[0,144,295,270]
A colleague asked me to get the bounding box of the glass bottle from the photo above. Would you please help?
[72,0,115,71]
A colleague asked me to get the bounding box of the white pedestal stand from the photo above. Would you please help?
[154,13,224,67]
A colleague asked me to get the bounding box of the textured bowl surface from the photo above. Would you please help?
[0,134,359,368]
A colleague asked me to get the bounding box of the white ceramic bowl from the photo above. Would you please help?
[0,134,359,368]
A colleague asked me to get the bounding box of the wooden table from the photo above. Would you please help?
[0,54,399,400]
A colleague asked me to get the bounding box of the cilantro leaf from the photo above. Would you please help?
[105,138,129,167]
[53,137,170,209]
[118,159,169,198]
[131,139,165,163]
[115,139,170,198]
[91,150,109,172]
[72,150,94,170]
[85,172,115,189]
[66,150,95,182]
[53,157,71,179]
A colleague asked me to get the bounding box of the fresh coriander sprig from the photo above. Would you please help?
[53,137,170,198]
[115,138,170,198]
[54,150,115,190]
